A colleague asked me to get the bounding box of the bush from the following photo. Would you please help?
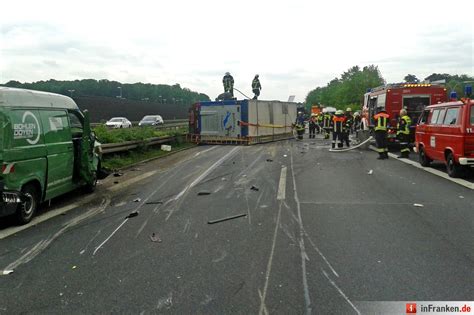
[93,125,185,144]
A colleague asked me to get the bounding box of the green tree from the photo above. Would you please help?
[404,74,419,83]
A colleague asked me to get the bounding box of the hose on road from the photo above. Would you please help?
[328,136,374,152]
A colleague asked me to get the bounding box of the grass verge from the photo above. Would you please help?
[94,125,187,144]
[102,142,196,170]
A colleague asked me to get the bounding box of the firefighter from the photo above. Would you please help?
[252,74,262,100]
[295,112,305,140]
[353,111,361,136]
[322,111,332,139]
[308,114,318,139]
[373,109,390,159]
[343,107,353,147]
[397,108,411,158]
[331,110,346,149]
[317,113,323,134]
[223,72,234,97]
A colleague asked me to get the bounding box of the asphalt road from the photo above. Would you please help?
[0,135,473,314]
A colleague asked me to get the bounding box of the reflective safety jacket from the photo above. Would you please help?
[374,112,390,131]
[252,78,261,90]
[397,115,411,135]
[323,114,332,128]
[344,114,353,132]
[332,115,345,133]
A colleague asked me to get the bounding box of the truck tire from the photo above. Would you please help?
[83,171,97,193]
[419,146,431,167]
[16,184,39,225]
[446,152,462,178]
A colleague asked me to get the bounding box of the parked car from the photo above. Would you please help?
[138,115,164,127]
[0,87,104,224]
[415,99,474,177]
[105,117,132,128]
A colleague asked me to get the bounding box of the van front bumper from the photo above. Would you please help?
[458,157,474,165]
[0,182,22,218]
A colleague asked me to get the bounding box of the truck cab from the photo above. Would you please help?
[0,87,102,224]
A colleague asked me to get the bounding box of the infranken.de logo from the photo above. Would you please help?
[13,111,41,145]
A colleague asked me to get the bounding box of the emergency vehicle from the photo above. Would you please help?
[364,83,447,143]
[415,97,474,177]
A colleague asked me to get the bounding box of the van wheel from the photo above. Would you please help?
[419,146,431,167]
[16,184,39,225]
[446,152,462,178]
[83,171,97,193]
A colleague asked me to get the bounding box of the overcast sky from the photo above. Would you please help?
[1,0,472,102]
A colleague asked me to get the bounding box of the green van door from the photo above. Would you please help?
[39,110,75,200]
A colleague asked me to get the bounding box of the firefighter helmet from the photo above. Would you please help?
[346,107,352,112]
[335,110,344,115]
[225,72,230,75]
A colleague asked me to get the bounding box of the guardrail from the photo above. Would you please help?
[101,135,182,155]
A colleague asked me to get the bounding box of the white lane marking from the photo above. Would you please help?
[322,269,361,315]
[108,170,157,192]
[172,146,240,202]
[290,150,312,314]
[135,219,149,238]
[93,218,129,256]
[193,146,217,157]
[369,146,474,190]
[4,197,110,270]
[277,166,287,200]
[258,201,283,315]
[80,229,102,255]
[283,200,339,278]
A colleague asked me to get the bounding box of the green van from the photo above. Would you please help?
[0,87,102,224]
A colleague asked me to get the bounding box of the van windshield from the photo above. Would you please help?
[142,116,157,121]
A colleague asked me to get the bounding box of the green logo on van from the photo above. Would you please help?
[13,111,41,145]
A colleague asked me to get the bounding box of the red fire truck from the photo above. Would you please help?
[363,83,447,143]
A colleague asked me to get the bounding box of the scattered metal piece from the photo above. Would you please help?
[145,201,163,205]
[250,185,259,191]
[413,204,424,207]
[208,213,247,224]
[367,170,373,175]
[283,154,287,157]
[150,232,162,242]
[133,198,141,202]
[126,211,139,218]
[266,159,273,162]
[113,172,124,177]
[198,191,211,196]
[72,265,77,270]
[459,196,464,199]
[1,270,14,275]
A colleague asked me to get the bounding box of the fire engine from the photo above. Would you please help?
[363,83,447,143]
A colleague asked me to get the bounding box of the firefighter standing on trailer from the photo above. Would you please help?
[223,72,234,97]
[397,108,411,158]
[332,110,346,149]
[252,75,262,100]
[373,109,390,159]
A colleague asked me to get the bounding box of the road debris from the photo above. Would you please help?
[133,198,141,202]
[1,270,14,276]
[114,181,119,184]
[368,170,373,175]
[250,185,259,191]
[208,213,247,224]
[146,201,163,205]
[198,191,211,196]
[150,232,162,242]
[72,265,77,270]
[413,204,424,207]
[283,154,287,157]
[161,145,171,152]
[459,196,464,199]
[266,159,273,162]
[113,172,124,177]
[126,211,139,218]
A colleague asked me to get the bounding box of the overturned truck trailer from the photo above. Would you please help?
[188,100,298,145]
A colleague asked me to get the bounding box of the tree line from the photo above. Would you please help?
[2,79,210,106]
[306,66,473,111]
